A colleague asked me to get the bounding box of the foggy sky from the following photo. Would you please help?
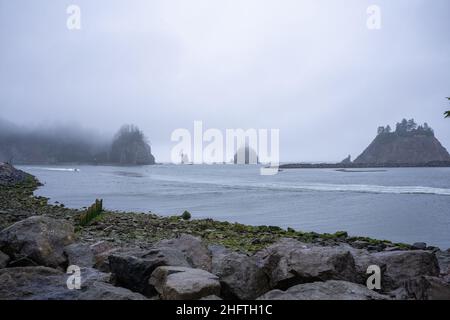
[1,0,449,162]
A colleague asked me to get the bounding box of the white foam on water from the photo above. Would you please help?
[274,183,450,196]
[148,174,450,196]
[33,167,80,172]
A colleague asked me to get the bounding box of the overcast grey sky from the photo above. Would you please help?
[1,0,449,162]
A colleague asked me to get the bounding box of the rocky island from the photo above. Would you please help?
[0,120,155,166]
[280,119,450,169]
[0,162,449,300]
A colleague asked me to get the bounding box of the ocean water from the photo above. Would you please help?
[18,165,450,249]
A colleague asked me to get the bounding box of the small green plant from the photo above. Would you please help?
[181,210,192,220]
[79,199,103,226]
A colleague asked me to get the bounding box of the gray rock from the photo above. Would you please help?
[156,234,212,271]
[64,243,95,268]
[258,280,390,300]
[403,276,450,300]
[412,242,427,250]
[0,216,75,269]
[0,266,127,300]
[0,266,75,300]
[90,241,118,272]
[200,295,223,300]
[149,266,221,300]
[208,244,232,257]
[78,267,111,287]
[212,251,269,300]
[256,239,357,289]
[109,247,190,296]
[78,281,148,300]
[436,249,450,276]
[372,250,440,291]
[0,250,9,268]
[337,244,381,284]
[352,240,370,249]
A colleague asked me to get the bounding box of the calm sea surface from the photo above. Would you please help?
[18,165,450,249]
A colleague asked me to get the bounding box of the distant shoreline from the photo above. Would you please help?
[279,161,450,169]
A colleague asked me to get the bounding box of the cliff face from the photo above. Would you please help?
[354,120,450,165]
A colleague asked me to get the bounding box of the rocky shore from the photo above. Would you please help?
[0,163,449,300]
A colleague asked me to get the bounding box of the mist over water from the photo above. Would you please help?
[20,165,450,249]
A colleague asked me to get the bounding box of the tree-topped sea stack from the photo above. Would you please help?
[110,125,156,165]
[354,119,450,165]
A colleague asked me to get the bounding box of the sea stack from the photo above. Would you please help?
[110,125,156,165]
[233,146,259,164]
[354,119,450,165]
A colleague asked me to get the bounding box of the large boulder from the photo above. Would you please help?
[109,247,190,296]
[436,249,450,276]
[149,266,221,300]
[0,251,9,268]
[0,266,144,300]
[256,239,357,289]
[371,250,440,291]
[78,281,148,300]
[89,241,118,272]
[64,240,118,272]
[156,234,212,271]
[258,280,390,300]
[0,216,75,269]
[403,276,450,300]
[0,266,76,300]
[64,243,96,268]
[340,243,442,292]
[212,250,269,300]
[336,244,381,284]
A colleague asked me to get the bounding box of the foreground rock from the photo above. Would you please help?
[64,243,96,268]
[436,249,450,276]
[0,266,146,300]
[77,281,148,300]
[156,234,212,271]
[211,248,269,300]
[257,239,357,289]
[258,280,390,300]
[403,276,450,300]
[0,266,78,300]
[0,216,75,268]
[0,250,10,268]
[150,266,221,300]
[109,247,190,296]
[371,250,440,291]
